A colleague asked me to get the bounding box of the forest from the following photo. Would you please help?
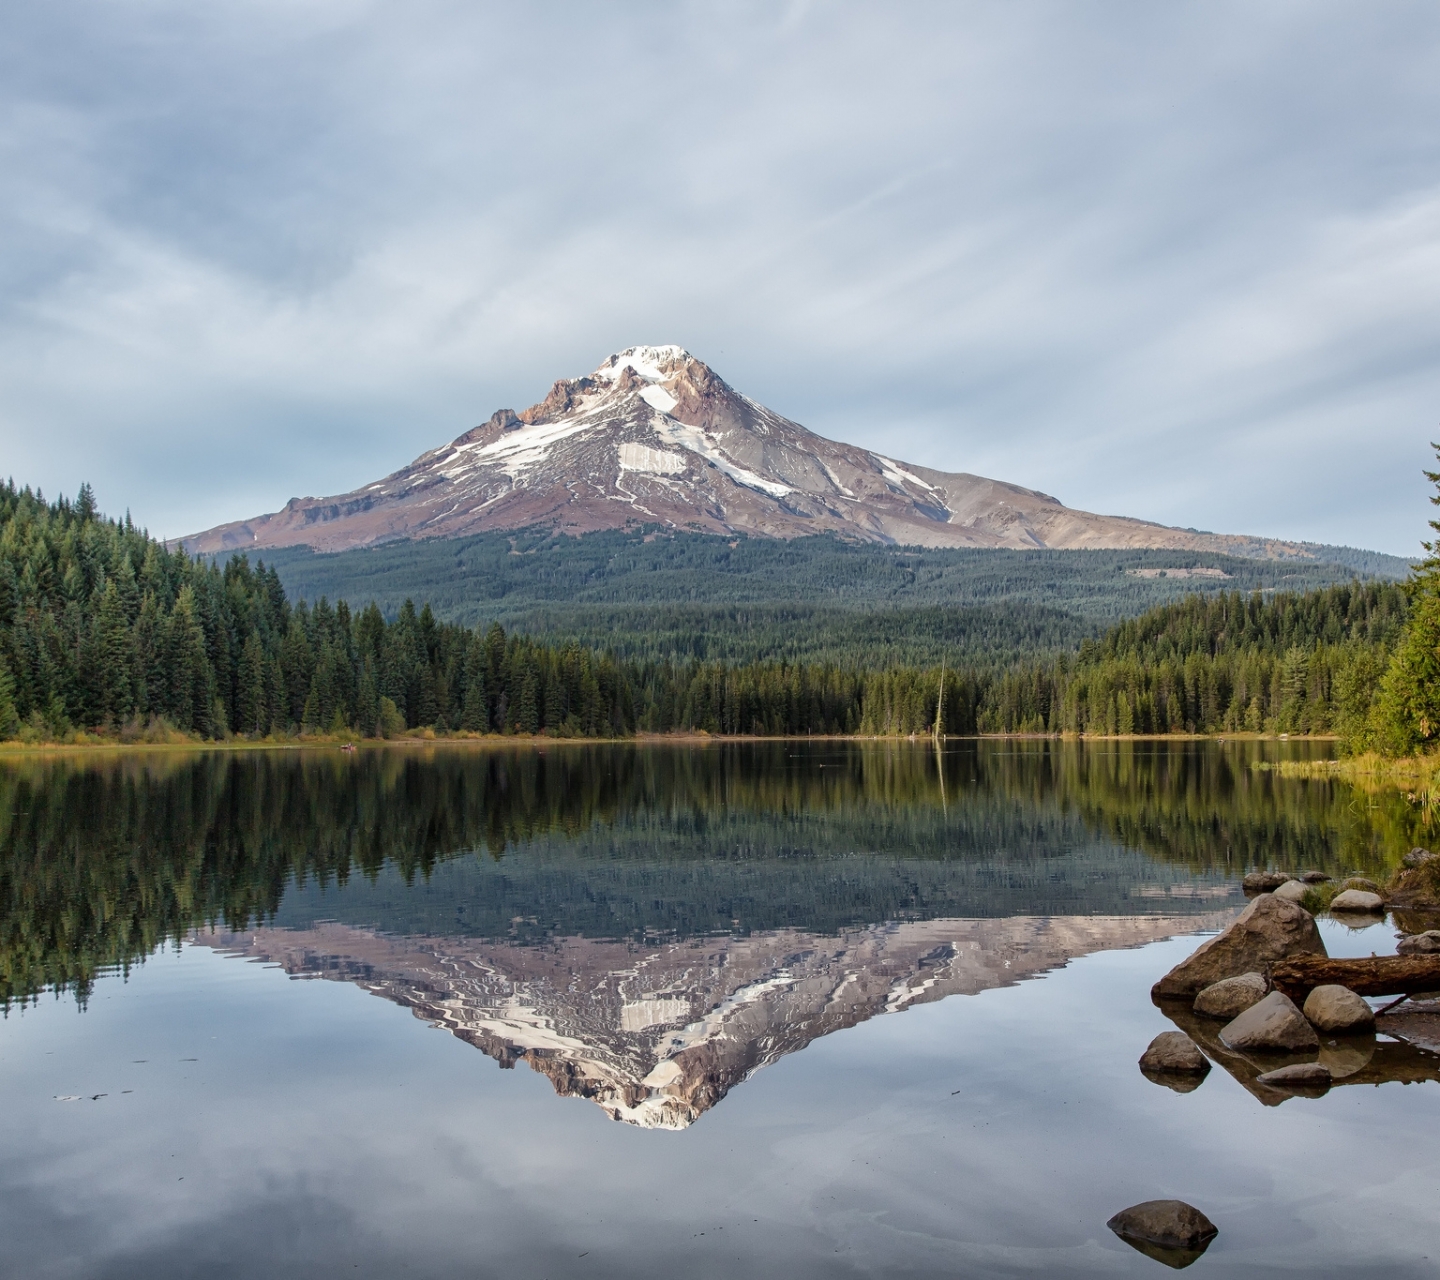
[0,481,1415,743]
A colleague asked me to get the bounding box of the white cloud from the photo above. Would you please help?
[0,1,1437,552]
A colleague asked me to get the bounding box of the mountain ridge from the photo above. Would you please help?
[181,345,1354,560]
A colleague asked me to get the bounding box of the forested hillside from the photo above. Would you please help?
[256,527,1405,668]
[0,483,1409,742]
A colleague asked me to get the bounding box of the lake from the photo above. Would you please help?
[1,739,1437,1278]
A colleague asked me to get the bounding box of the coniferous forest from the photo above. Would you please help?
[0,480,1416,743]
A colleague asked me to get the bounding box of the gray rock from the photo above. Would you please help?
[1300,871,1331,884]
[1152,895,1327,997]
[1404,848,1436,868]
[1139,1031,1210,1074]
[1193,972,1268,1019]
[1273,879,1311,904]
[1108,1200,1219,1265]
[1243,871,1291,892]
[1220,990,1321,1052]
[1255,1061,1331,1088]
[1397,930,1440,955]
[1330,889,1384,913]
[1303,984,1375,1033]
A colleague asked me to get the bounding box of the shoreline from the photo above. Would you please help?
[0,730,1342,758]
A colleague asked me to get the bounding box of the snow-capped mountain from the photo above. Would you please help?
[182,345,1310,556]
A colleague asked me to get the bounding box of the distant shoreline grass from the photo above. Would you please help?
[0,729,1342,757]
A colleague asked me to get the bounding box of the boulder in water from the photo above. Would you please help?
[1220,990,1320,1052]
[1303,984,1375,1033]
[1330,889,1384,914]
[1193,972,1268,1019]
[1273,879,1311,905]
[1243,871,1291,892]
[1152,895,1326,998]
[1397,930,1440,956]
[1255,1061,1332,1089]
[1139,1031,1210,1075]
[1108,1200,1218,1269]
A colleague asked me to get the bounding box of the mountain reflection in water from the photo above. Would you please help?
[199,911,1236,1128]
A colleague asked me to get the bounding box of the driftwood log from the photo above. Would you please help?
[1269,955,1440,1001]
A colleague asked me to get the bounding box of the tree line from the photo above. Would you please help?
[0,481,1416,743]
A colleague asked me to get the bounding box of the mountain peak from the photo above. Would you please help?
[591,345,695,384]
[179,347,1319,562]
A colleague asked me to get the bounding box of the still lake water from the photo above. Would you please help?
[1,739,1437,1278]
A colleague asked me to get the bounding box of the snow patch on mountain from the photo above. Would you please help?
[618,442,687,475]
[651,415,795,498]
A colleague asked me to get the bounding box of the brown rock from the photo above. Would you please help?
[1339,877,1379,894]
[1243,871,1291,892]
[1220,990,1321,1052]
[1397,930,1440,956]
[1108,1200,1218,1267]
[1330,889,1384,913]
[1300,871,1331,884]
[1255,1061,1331,1088]
[1302,985,1375,1033]
[1193,972,1268,1019]
[1152,895,1327,998]
[1139,1031,1210,1075]
[1273,879,1311,905]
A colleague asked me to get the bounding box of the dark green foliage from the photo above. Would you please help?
[0,484,1406,743]
[254,527,1405,667]
[1369,445,1440,755]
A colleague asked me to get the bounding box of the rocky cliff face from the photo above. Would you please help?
[197,910,1235,1129]
[181,345,1313,557]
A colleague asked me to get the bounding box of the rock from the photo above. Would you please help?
[1255,1061,1332,1088]
[1300,871,1331,884]
[1193,972,1268,1019]
[1338,877,1379,894]
[1152,895,1327,997]
[1139,1031,1210,1075]
[1108,1200,1218,1267]
[1404,848,1435,868]
[1397,930,1440,956]
[1220,990,1321,1052]
[1330,889,1384,913]
[1273,879,1311,904]
[1302,984,1375,1033]
[1243,871,1291,892]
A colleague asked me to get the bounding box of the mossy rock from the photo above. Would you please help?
[1386,858,1440,909]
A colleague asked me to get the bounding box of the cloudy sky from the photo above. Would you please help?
[3,1,1438,554]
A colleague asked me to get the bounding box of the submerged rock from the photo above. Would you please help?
[1300,871,1331,884]
[1330,889,1384,913]
[1243,871,1291,892]
[1139,1031,1210,1076]
[1108,1200,1218,1269]
[1152,895,1326,997]
[1303,984,1375,1033]
[1273,880,1311,905]
[1193,972,1268,1019]
[1220,991,1320,1053]
[1397,930,1440,956]
[1255,1061,1332,1089]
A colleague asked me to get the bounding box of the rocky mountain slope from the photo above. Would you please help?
[182,346,1319,557]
